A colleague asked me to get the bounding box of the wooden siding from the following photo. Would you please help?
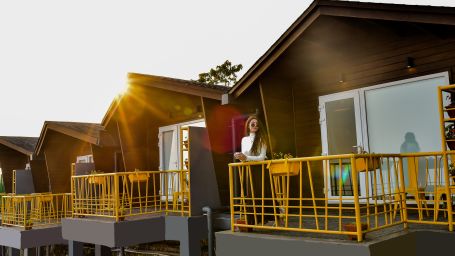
[203,85,265,204]
[0,145,29,193]
[111,85,208,172]
[42,130,92,193]
[259,77,296,157]
[30,158,49,193]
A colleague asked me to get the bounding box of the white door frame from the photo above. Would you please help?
[319,89,366,200]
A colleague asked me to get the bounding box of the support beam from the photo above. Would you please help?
[95,245,111,256]
[8,248,19,256]
[23,248,37,256]
[180,235,202,256]
[68,241,84,256]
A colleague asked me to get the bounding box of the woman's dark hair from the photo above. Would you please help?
[244,115,267,155]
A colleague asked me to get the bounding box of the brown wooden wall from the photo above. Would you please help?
[259,76,296,157]
[203,85,264,205]
[0,145,29,193]
[30,158,50,193]
[42,131,92,193]
[202,98,235,206]
[92,145,117,172]
[111,85,207,172]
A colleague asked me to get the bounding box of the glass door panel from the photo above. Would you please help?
[320,90,364,198]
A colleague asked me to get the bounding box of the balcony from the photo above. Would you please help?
[71,170,190,221]
[228,152,455,242]
[0,193,70,252]
[1,193,71,230]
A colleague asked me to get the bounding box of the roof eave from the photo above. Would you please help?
[0,138,33,156]
[35,122,99,155]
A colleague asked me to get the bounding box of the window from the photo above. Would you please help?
[319,72,450,199]
[158,119,205,200]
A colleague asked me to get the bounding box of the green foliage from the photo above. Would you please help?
[449,162,455,177]
[272,152,293,160]
[445,124,455,139]
[0,174,4,193]
[197,60,243,87]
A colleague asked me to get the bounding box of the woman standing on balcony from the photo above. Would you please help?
[234,115,273,226]
[234,115,267,162]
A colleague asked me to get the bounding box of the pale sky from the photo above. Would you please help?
[0,0,454,137]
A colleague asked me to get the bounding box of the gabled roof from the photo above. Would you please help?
[102,73,229,126]
[229,0,455,98]
[35,121,104,155]
[0,136,38,155]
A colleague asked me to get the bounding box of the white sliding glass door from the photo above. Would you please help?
[320,72,450,198]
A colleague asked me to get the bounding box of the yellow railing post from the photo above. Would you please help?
[114,174,120,222]
[229,165,234,231]
[398,157,408,229]
[443,152,453,231]
[351,157,363,242]
[70,174,74,218]
[187,170,192,217]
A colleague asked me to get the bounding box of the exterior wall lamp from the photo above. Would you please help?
[338,73,345,83]
[406,57,415,68]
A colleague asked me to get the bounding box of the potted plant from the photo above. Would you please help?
[448,162,455,183]
[88,170,105,184]
[446,93,455,118]
[355,156,380,172]
[128,169,149,182]
[267,152,299,176]
[445,124,455,150]
[184,158,189,169]
[183,136,189,150]
[343,222,368,240]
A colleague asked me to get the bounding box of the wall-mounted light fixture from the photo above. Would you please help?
[338,73,345,83]
[406,57,415,68]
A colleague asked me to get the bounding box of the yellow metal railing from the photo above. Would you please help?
[1,193,72,229]
[72,170,190,221]
[229,152,455,241]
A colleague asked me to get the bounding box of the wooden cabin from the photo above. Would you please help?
[0,136,37,193]
[214,1,455,255]
[34,121,113,193]
[102,73,228,173]
[214,0,455,200]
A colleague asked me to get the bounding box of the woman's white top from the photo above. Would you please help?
[241,133,267,161]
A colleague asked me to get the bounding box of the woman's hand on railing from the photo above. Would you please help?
[234,152,247,161]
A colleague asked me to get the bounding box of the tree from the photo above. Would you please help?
[197,60,243,87]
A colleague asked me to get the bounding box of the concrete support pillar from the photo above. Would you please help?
[166,216,207,256]
[95,245,111,256]
[180,236,201,256]
[23,248,37,256]
[8,248,20,256]
[68,241,84,256]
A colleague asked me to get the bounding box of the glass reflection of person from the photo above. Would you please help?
[400,132,423,188]
[234,116,267,162]
[400,132,420,153]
